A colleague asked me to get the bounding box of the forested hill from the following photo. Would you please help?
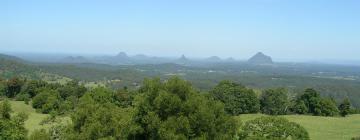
[0,54,40,79]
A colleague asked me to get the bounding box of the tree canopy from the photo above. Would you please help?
[211,80,260,115]
[132,77,239,139]
[260,88,289,115]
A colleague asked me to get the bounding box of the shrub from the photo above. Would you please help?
[240,116,309,140]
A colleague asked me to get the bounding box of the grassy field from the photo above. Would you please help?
[237,114,360,140]
[5,101,71,134]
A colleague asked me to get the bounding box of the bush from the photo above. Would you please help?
[240,116,309,140]
[0,99,12,119]
[15,93,30,101]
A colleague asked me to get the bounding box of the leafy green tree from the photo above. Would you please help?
[32,88,61,114]
[15,93,30,101]
[290,100,308,114]
[67,93,138,140]
[114,88,133,108]
[4,77,23,98]
[0,99,12,119]
[317,98,339,116]
[58,80,87,99]
[21,80,47,98]
[339,98,351,117]
[133,77,239,139]
[58,100,73,115]
[0,102,28,140]
[210,80,260,115]
[260,88,289,115]
[41,94,61,114]
[240,116,309,140]
[298,88,322,115]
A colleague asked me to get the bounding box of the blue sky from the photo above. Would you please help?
[1,0,360,61]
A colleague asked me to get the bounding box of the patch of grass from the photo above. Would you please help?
[84,81,106,88]
[40,72,72,85]
[237,114,360,140]
[5,101,70,134]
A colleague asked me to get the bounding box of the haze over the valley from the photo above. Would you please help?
[2,0,360,64]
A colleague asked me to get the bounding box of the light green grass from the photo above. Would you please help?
[237,114,360,140]
[5,101,71,134]
[84,81,106,88]
[40,72,72,85]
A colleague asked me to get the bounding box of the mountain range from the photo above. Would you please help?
[55,52,273,65]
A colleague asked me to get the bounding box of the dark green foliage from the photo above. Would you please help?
[0,99,12,119]
[352,136,360,140]
[57,100,73,115]
[21,80,47,98]
[132,77,239,139]
[4,77,24,98]
[211,80,260,115]
[339,98,351,117]
[32,88,61,114]
[296,88,322,115]
[15,93,30,101]
[0,102,28,140]
[290,100,308,114]
[58,80,87,99]
[317,98,339,116]
[295,89,339,116]
[240,116,310,140]
[300,88,321,115]
[67,92,139,140]
[113,88,134,108]
[0,79,5,96]
[260,88,289,115]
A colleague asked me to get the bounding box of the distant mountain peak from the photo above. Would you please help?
[178,54,188,61]
[226,57,236,61]
[116,52,128,57]
[206,56,221,61]
[248,52,273,64]
[133,54,148,59]
[61,56,89,63]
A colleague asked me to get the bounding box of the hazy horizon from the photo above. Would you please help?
[2,0,360,62]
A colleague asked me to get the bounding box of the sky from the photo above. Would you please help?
[1,0,360,61]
